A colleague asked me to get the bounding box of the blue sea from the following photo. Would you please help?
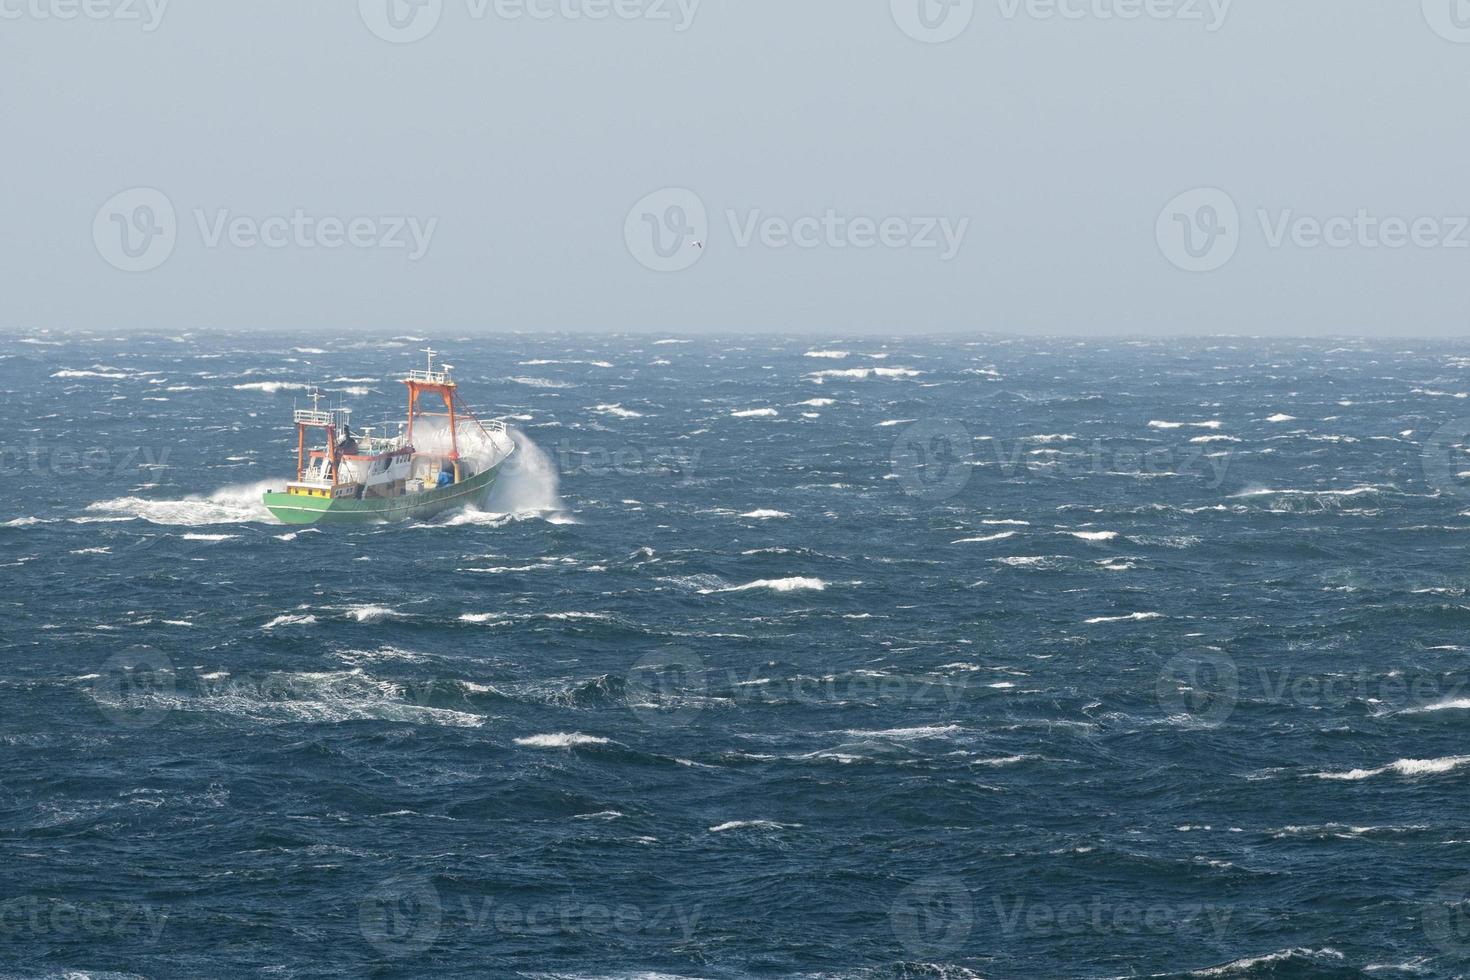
[6,333,1470,978]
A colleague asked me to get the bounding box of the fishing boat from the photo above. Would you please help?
[262,349,516,525]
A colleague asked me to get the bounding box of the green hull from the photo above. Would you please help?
[263,464,502,525]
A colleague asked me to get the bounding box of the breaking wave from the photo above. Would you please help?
[85,481,276,525]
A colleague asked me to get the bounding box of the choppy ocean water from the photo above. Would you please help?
[6,333,1470,978]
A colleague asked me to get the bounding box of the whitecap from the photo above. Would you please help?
[844,724,961,740]
[706,577,827,594]
[1148,420,1222,430]
[972,754,1036,766]
[2,517,54,528]
[85,480,276,525]
[952,531,1016,544]
[52,369,131,380]
[807,367,922,383]
[1083,612,1163,624]
[514,733,611,749]
[345,605,405,623]
[592,403,643,419]
[1404,698,1470,713]
[1315,755,1470,781]
[263,613,317,629]
[709,820,800,833]
[233,381,311,394]
[1188,948,1344,977]
[1231,485,1387,499]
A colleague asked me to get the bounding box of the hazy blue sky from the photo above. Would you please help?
[4,1,1469,335]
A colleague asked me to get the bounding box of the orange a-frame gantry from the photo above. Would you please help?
[403,347,471,480]
[287,388,345,496]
